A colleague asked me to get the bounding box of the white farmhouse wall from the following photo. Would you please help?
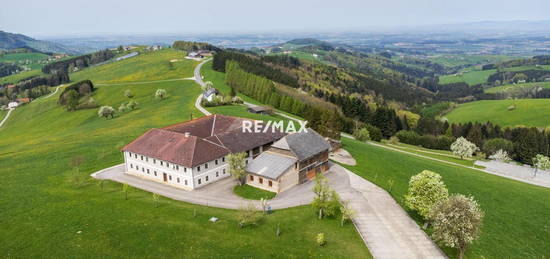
[124,151,194,190]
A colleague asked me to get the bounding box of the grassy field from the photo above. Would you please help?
[440,65,550,86]
[233,185,277,200]
[485,81,550,94]
[70,49,196,84]
[0,52,370,258]
[444,99,550,128]
[439,69,496,85]
[342,137,550,258]
[0,52,50,70]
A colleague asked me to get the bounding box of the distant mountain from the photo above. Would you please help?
[0,31,79,54]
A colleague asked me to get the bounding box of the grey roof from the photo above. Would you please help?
[246,152,297,180]
[271,128,330,161]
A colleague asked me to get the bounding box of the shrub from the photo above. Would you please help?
[124,89,134,98]
[127,100,138,110]
[238,203,262,228]
[353,128,370,142]
[316,233,326,247]
[118,103,127,112]
[364,124,382,142]
[76,96,99,110]
[395,131,454,150]
[98,106,115,119]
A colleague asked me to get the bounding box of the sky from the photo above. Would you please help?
[2,0,550,37]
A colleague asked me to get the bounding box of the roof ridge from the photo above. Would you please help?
[201,137,231,151]
[211,114,217,136]
[161,114,216,131]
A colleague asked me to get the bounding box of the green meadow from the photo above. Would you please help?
[485,81,550,94]
[70,49,196,84]
[342,138,550,258]
[0,51,370,258]
[444,99,550,127]
[428,54,515,67]
[439,65,550,86]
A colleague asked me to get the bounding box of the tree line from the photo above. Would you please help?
[42,49,114,74]
[172,41,220,52]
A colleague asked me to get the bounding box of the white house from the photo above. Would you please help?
[121,115,286,190]
[8,102,18,109]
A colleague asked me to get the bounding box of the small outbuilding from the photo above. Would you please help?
[247,105,270,115]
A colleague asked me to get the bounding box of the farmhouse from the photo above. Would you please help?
[245,129,331,193]
[202,88,219,102]
[121,115,286,190]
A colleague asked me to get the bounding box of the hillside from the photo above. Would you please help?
[0,31,77,54]
[444,99,550,127]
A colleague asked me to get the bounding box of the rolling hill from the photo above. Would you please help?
[0,31,78,54]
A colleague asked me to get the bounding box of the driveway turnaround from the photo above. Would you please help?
[476,160,550,188]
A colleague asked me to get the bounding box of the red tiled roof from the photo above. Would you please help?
[122,128,229,167]
[16,98,31,103]
[122,115,286,167]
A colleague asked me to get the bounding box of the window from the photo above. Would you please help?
[130,164,133,169]
[169,175,172,181]
[185,180,188,185]
[136,165,139,170]
[166,162,169,168]
[177,178,180,183]
[176,165,179,170]
[216,171,219,177]
[295,163,298,169]
[223,169,226,174]
[206,176,209,182]
[160,161,163,166]
[147,169,150,174]
[146,157,148,162]
[249,175,254,181]
[269,180,273,187]
[142,167,144,172]
[154,171,157,176]
[198,179,202,184]
[184,167,187,172]
[205,163,208,169]
[197,166,201,172]
[259,178,263,184]
[215,159,218,165]
[222,157,225,162]
[153,159,156,164]
[141,155,143,160]
[134,154,137,158]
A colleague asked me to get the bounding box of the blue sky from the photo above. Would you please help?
[2,0,549,37]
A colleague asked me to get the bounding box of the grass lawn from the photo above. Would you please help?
[0,53,370,258]
[444,99,550,128]
[427,55,515,68]
[233,184,277,200]
[70,49,197,84]
[0,109,6,122]
[341,137,550,258]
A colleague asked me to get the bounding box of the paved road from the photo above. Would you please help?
[476,160,550,188]
[193,59,212,116]
[0,108,14,128]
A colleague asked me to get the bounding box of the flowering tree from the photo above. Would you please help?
[489,149,511,162]
[430,194,484,259]
[405,170,449,221]
[97,106,115,119]
[155,89,167,100]
[450,137,478,160]
[532,154,550,177]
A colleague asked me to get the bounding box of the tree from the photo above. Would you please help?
[118,103,127,112]
[155,89,167,100]
[353,128,370,142]
[489,149,511,162]
[152,193,160,207]
[122,183,129,200]
[482,138,513,155]
[316,233,326,247]
[65,89,80,111]
[124,89,134,99]
[340,201,356,226]
[227,152,247,185]
[203,81,214,91]
[430,194,484,259]
[450,137,478,160]
[98,106,115,119]
[405,170,449,222]
[532,154,550,177]
[238,203,262,228]
[311,174,340,219]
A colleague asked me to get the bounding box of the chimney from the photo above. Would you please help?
[184,132,190,137]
